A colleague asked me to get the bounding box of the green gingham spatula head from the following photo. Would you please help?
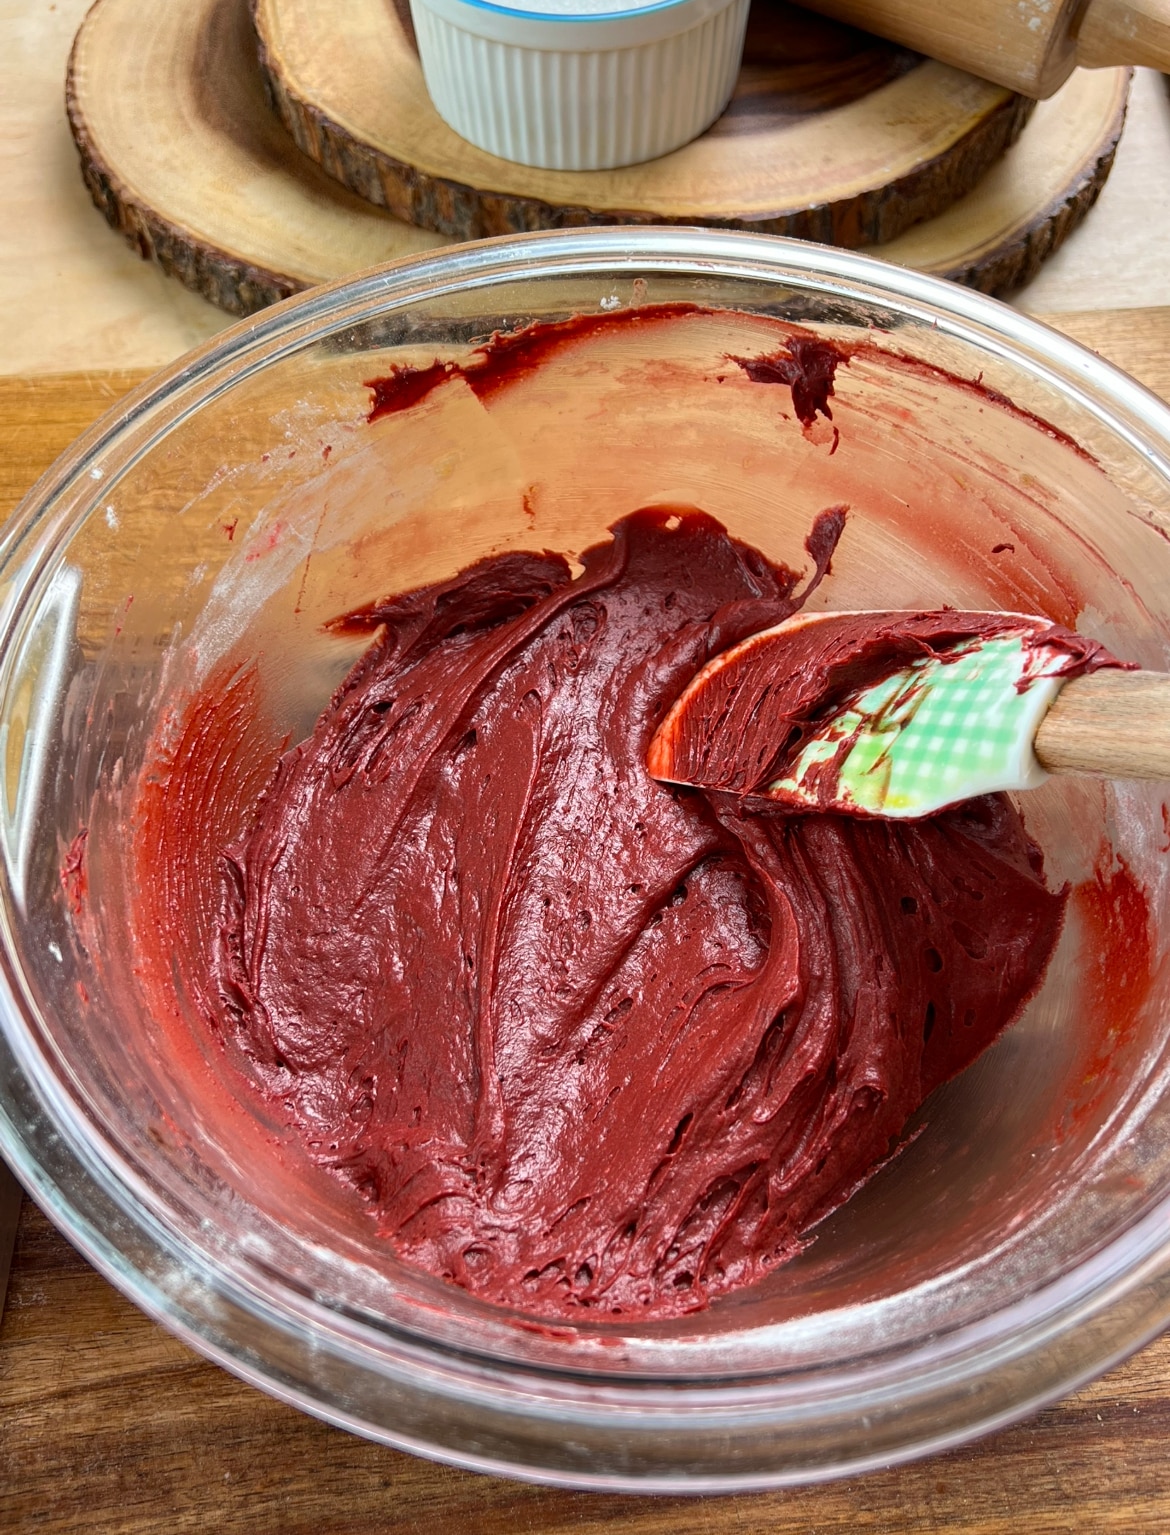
[765,632,1067,818]
[644,606,1117,819]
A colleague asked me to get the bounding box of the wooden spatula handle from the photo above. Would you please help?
[1034,669,1170,779]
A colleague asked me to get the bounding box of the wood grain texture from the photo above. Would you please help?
[252,0,1035,244]
[756,0,1082,96]
[0,1163,20,1323]
[0,0,232,377]
[0,370,153,520]
[1076,0,1170,73]
[1040,304,1170,395]
[7,6,1166,382]
[60,0,1125,316]
[5,312,1170,1529]
[66,0,444,318]
[761,0,1170,94]
[1014,67,1170,316]
[3,1198,1170,1533]
[866,68,1129,294]
[1035,669,1170,777]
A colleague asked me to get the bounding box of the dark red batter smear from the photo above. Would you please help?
[192,507,1072,1320]
[365,304,705,423]
[60,828,88,920]
[730,336,844,427]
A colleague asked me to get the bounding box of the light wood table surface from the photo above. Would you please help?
[6,3,1170,1528]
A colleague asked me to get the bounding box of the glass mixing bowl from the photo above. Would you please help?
[3,228,1170,1491]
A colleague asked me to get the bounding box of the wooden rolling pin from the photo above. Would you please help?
[787,0,1170,96]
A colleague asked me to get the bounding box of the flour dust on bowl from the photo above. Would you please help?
[2,229,1170,1489]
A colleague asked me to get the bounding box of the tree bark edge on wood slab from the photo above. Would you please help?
[250,0,1036,247]
[61,0,1129,318]
[874,68,1129,295]
[66,27,308,317]
[937,126,1123,294]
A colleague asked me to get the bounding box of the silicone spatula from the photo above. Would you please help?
[647,611,1170,818]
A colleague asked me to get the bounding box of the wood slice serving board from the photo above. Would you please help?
[66,0,1128,317]
[66,0,445,317]
[872,66,1128,292]
[252,0,1035,245]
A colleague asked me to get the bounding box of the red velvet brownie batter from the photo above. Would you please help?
[204,507,1079,1320]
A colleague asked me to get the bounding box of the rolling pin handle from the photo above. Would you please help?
[1076,0,1170,69]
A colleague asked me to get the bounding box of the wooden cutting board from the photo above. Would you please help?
[4,305,1170,1531]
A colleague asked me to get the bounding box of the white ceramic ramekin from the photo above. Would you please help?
[408,0,750,171]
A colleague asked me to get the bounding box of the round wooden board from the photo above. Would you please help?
[66,0,445,318]
[253,0,1035,246]
[65,0,1129,318]
[865,66,1130,293]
